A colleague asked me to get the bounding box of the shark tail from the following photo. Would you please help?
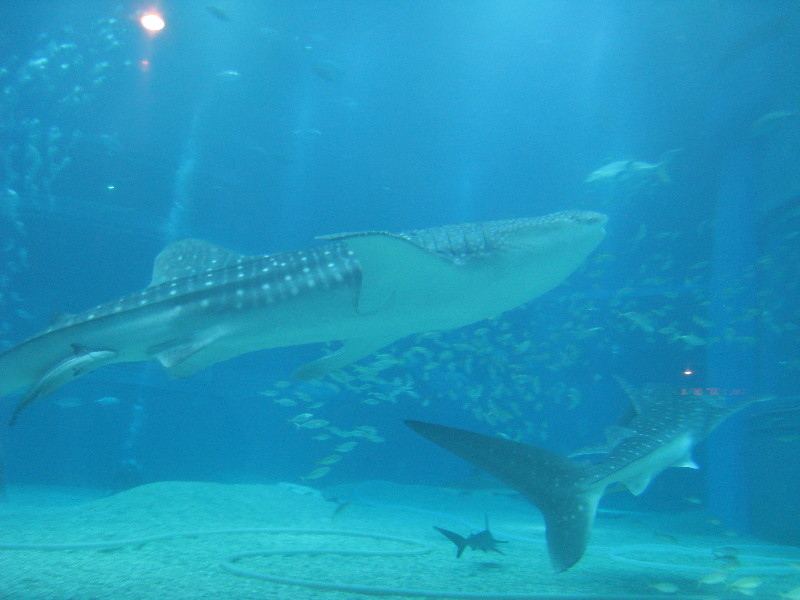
[406,420,599,572]
[8,390,38,428]
[433,526,469,558]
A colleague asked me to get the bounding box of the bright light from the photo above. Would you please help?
[683,368,693,376]
[140,12,165,32]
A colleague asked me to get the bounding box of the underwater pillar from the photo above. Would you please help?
[705,143,758,531]
[0,439,6,502]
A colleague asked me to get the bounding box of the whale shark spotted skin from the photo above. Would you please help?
[0,210,606,424]
[406,387,764,572]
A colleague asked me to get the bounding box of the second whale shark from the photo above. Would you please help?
[407,385,765,572]
[0,210,607,424]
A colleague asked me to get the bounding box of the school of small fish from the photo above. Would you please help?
[242,204,800,485]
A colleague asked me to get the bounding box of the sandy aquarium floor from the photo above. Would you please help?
[0,480,799,600]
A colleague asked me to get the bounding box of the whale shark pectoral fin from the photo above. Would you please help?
[323,232,460,315]
[148,338,207,370]
[624,474,653,496]
[147,329,227,377]
[293,336,398,380]
[672,454,699,469]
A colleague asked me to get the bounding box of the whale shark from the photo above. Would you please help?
[0,210,607,424]
[406,386,764,572]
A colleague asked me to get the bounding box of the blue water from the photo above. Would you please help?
[1,0,798,548]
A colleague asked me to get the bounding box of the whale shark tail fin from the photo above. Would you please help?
[405,419,599,572]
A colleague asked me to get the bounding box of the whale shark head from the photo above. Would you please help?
[390,210,608,263]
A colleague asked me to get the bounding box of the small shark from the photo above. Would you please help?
[406,386,764,572]
[434,515,507,558]
[0,211,607,424]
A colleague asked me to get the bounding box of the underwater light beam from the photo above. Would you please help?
[140,12,165,33]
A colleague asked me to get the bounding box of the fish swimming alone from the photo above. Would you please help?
[0,210,607,424]
[585,149,681,190]
[434,515,507,558]
[406,386,765,572]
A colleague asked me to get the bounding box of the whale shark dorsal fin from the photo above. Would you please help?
[50,312,76,328]
[149,239,247,287]
[321,231,460,315]
[613,375,645,414]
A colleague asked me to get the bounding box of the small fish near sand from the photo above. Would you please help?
[648,582,679,594]
[434,515,507,558]
[301,466,331,480]
[728,576,764,596]
[698,570,727,586]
